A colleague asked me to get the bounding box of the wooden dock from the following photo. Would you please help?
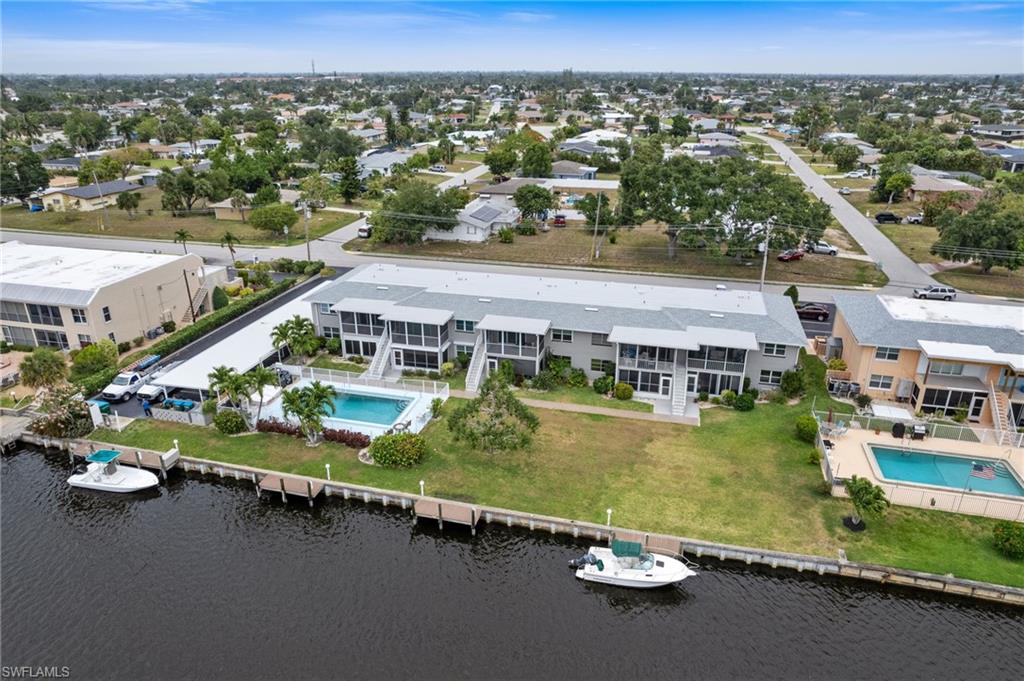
[0,414,32,450]
[72,440,180,481]
[259,474,325,506]
[413,499,481,533]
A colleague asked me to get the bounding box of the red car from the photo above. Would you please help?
[777,248,804,262]
[551,214,567,227]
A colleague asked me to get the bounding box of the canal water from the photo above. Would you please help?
[2,446,1021,681]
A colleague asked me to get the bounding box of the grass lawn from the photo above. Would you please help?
[415,172,448,186]
[444,159,482,173]
[1,188,359,245]
[328,197,381,212]
[456,152,486,163]
[878,224,943,264]
[824,220,866,255]
[308,355,367,373]
[826,177,875,190]
[521,385,654,412]
[93,355,1023,587]
[347,225,888,287]
[595,172,621,182]
[147,159,179,170]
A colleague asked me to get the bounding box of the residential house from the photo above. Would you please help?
[357,150,415,180]
[697,132,740,147]
[982,147,1024,173]
[33,180,141,212]
[831,294,1024,430]
[304,264,807,422]
[0,242,225,350]
[557,139,617,160]
[907,175,984,204]
[971,124,1024,141]
[423,197,520,243]
[350,128,388,147]
[551,160,598,180]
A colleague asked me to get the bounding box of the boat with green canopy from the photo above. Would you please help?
[67,449,159,493]
[569,539,696,589]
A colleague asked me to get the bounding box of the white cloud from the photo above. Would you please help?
[502,11,554,23]
[297,6,477,30]
[969,38,1024,47]
[943,3,1012,12]
[761,45,783,51]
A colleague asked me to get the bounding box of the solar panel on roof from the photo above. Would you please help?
[469,206,502,222]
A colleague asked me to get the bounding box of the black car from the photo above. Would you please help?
[875,212,901,224]
[795,303,830,322]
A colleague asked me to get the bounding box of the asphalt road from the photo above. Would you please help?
[797,302,837,339]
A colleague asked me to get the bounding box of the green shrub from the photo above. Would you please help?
[710,396,721,405]
[324,338,341,354]
[613,382,634,400]
[784,284,799,306]
[516,221,537,236]
[496,359,515,384]
[162,320,177,333]
[117,341,131,354]
[953,407,968,423]
[697,390,708,402]
[369,432,427,468]
[430,397,443,419]
[826,357,848,371]
[439,361,456,378]
[132,336,145,348]
[608,231,617,244]
[456,352,470,368]
[746,387,759,400]
[238,287,254,297]
[806,448,822,465]
[720,389,737,407]
[992,521,1024,560]
[498,227,515,243]
[212,286,230,310]
[734,393,755,411]
[795,414,819,443]
[779,369,804,398]
[202,398,219,416]
[530,368,559,391]
[855,393,873,409]
[567,368,589,388]
[320,267,336,277]
[767,390,787,405]
[593,375,614,394]
[213,409,247,434]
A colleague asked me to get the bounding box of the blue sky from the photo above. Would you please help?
[2,1,1022,74]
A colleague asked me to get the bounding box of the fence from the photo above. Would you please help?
[831,476,1024,522]
[282,364,451,400]
[812,409,1023,449]
[151,405,210,427]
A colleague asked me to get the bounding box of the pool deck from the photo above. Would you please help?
[825,427,1024,521]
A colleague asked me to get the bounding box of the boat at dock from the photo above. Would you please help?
[67,450,159,493]
[569,540,696,589]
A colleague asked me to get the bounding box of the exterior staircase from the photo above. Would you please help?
[364,329,392,380]
[989,383,1016,446]
[180,284,209,325]
[671,366,689,417]
[465,336,487,393]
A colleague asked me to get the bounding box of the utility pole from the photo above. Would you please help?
[304,202,312,261]
[591,192,603,260]
[758,224,772,292]
[182,269,196,324]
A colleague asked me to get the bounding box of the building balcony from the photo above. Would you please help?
[686,358,745,374]
[486,343,538,358]
[618,356,674,373]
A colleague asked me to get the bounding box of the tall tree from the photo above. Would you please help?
[19,348,67,389]
[335,156,361,204]
[368,181,461,244]
[249,203,298,236]
[246,365,279,428]
[0,147,48,206]
[281,381,337,446]
[513,184,555,221]
[229,189,250,221]
[932,198,1024,273]
[447,373,540,452]
[115,191,140,218]
[670,114,692,139]
[521,143,552,178]
[844,475,889,529]
[220,230,241,261]
[174,229,193,254]
[63,110,110,150]
[483,146,518,177]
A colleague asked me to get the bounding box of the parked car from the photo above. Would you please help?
[136,361,183,401]
[100,371,147,403]
[429,164,447,173]
[906,213,924,224]
[795,303,831,322]
[875,212,901,224]
[844,170,868,179]
[777,248,804,262]
[806,240,838,256]
[551,214,567,227]
[838,186,852,195]
[913,285,957,301]
[357,225,372,238]
[473,146,488,153]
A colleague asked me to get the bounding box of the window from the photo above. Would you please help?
[319,303,332,315]
[874,346,900,361]
[2,325,35,346]
[27,304,62,326]
[455,319,475,333]
[759,370,783,386]
[591,333,611,346]
[455,343,474,357]
[344,340,363,355]
[617,369,660,393]
[78,334,93,346]
[102,306,112,323]
[762,343,786,357]
[400,349,439,370]
[322,326,341,339]
[931,362,964,376]
[551,328,573,343]
[33,329,69,349]
[591,358,615,374]
[1,301,30,323]
[71,308,87,324]
[340,311,385,336]
[869,374,894,390]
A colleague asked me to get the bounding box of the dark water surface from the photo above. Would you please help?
[2,447,1022,681]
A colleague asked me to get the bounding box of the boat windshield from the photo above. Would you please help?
[112,376,131,385]
[638,554,655,571]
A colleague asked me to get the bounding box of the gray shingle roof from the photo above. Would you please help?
[59,180,140,200]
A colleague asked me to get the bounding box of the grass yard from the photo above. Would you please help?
[444,159,482,173]
[93,356,1023,587]
[878,224,943,264]
[824,220,866,255]
[414,172,449,186]
[308,355,367,373]
[1,188,360,245]
[521,385,654,413]
[146,159,179,170]
[347,225,888,287]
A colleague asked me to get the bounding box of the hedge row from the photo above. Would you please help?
[73,277,298,396]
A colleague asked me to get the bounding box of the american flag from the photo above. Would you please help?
[970,464,996,480]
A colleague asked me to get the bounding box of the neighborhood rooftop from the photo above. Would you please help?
[306,264,807,345]
[0,241,188,306]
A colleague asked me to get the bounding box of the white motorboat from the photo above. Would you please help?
[569,540,696,589]
[67,449,159,493]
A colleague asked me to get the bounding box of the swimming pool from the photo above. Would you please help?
[325,391,410,426]
[869,446,1024,497]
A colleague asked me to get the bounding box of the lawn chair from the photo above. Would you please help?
[832,420,848,438]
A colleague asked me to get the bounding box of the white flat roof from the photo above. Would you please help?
[880,295,1024,333]
[332,298,395,314]
[607,326,696,350]
[476,314,551,335]
[346,264,767,316]
[154,282,332,391]
[688,326,759,351]
[379,305,453,326]
[918,340,1024,371]
[0,241,192,306]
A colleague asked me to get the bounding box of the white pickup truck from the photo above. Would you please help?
[99,354,162,403]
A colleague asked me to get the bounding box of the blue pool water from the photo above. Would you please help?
[870,447,1024,497]
[324,391,410,425]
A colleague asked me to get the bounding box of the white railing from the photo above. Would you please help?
[811,409,1024,450]
[364,329,391,379]
[619,356,675,373]
[671,366,688,416]
[465,335,487,393]
[284,365,449,400]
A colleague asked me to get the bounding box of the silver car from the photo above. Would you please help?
[913,285,957,301]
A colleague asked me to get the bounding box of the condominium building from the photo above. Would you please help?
[0,242,221,351]
[305,264,807,420]
[832,294,1024,432]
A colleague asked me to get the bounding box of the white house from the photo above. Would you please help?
[423,197,520,243]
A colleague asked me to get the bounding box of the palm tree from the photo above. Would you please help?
[220,230,241,263]
[246,365,278,428]
[844,475,890,529]
[19,348,68,389]
[208,365,249,407]
[174,229,193,254]
[281,381,336,446]
[229,190,250,222]
[271,315,320,361]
